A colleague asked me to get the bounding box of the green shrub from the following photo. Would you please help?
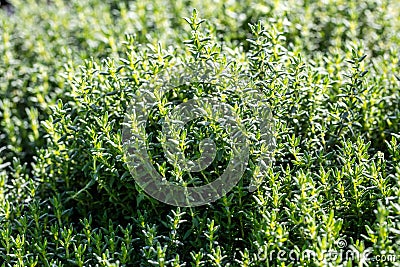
[0,0,399,266]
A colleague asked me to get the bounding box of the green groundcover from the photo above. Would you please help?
[0,0,399,266]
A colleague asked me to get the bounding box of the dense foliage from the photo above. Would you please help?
[0,0,399,266]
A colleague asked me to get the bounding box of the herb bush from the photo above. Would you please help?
[0,0,400,266]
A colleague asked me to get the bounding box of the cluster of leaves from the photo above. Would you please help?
[0,0,400,266]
